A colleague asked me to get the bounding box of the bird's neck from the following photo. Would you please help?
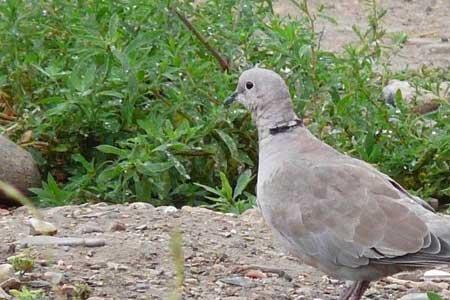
[254,100,300,142]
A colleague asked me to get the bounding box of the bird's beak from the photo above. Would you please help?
[224,91,238,106]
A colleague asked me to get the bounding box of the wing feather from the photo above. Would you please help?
[261,159,447,269]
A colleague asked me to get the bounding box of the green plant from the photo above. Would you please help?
[73,282,91,300]
[168,228,184,300]
[10,287,46,300]
[7,252,35,274]
[427,292,444,300]
[195,169,255,214]
[29,174,74,206]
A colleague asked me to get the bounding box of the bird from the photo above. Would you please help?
[224,67,450,300]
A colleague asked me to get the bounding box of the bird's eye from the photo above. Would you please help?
[245,81,254,90]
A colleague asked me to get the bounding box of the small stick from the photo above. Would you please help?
[417,30,439,38]
[172,8,230,72]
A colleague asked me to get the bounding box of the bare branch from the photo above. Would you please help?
[172,7,230,72]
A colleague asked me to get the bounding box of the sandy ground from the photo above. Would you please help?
[274,0,450,70]
[2,204,450,300]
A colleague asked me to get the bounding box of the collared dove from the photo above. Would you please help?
[225,67,450,300]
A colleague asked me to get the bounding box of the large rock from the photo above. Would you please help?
[0,264,14,283]
[0,135,41,207]
[382,80,449,114]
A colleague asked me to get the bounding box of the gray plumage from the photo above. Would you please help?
[226,67,450,300]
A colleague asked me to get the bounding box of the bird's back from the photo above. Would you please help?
[257,126,450,281]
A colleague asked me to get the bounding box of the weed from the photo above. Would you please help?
[427,292,444,300]
[73,282,91,300]
[7,251,35,274]
[9,287,47,300]
[168,228,184,300]
[195,169,255,214]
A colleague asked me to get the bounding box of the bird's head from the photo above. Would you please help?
[225,67,299,135]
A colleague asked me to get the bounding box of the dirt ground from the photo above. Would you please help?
[274,0,450,70]
[1,1,450,299]
[2,204,450,300]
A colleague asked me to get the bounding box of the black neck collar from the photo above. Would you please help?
[269,118,303,135]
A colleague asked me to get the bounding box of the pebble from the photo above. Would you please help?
[0,287,11,300]
[60,284,76,297]
[134,282,150,291]
[28,280,51,288]
[135,224,148,230]
[428,198,439,210]
[109,221,126,232]
[220,232,232,238]
[0,264,14,283]
[416,281,448,292]
[218,276,257,288]
[239,208,264,224]
[81,223,105,234]
[160,206,178,214]
[0,278,21,290]
[18,236,105,247]
[384,283,406,291]
[185,278,198,284]
[106,262,128,271]
[84,238,106,247]
[91,202,108,208]
[129,202,155,210]
[424,269,450,282]
[382,80,442,114]
[28,218,58,236]
[392,272,422,282]
[181,206,211,214]
[399,293,429,300]
[44,271,64,285]
[244,269,267,279]
[0,209,10,216]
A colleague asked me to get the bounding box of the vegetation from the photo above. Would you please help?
[169,228,184,300]
[7,251,35,274]
[428,292,444,300]
[0,0,448,212]
[9,287,47,300]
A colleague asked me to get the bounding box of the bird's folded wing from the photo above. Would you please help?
[264,161,448,268]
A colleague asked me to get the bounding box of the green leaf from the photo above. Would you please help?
[427,292,443,300]
[219,172,233,201]
[108,13,119,40]
[96,90,124,98]
[46,173,60,194]
[166,152,190,179]
[134,176,152,202]
[299,45,312,58]
[136,161,174,175]
[52,144,70,152]
[69,62,96,92]
[97,165,122,184]
[194,183,224,197]
[96,145,127,157]
[72,154,94,173]
[233,169,254,201]
[215,129,238,161]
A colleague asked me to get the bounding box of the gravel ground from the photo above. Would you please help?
[1,204,450,299]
